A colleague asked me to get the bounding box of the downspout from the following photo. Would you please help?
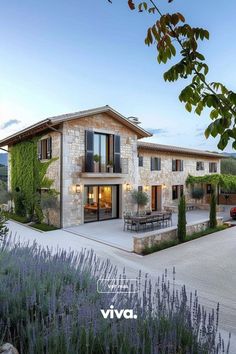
[46,124,63,229]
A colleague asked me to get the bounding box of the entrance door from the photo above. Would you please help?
[151,186,162,211]
[84,185,119,223]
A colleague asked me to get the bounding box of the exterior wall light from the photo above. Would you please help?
[144,185,150,192]
[126,183,131,191]
[76,184,81,193]
[162,184,167,189]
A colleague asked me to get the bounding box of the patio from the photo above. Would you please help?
[64,206,231,252]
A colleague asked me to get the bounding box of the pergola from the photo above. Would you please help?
[186,173,236,204]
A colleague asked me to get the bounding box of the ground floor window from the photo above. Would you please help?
[172,185,184,200]
[84,185,119,222]
[151,185,162,211]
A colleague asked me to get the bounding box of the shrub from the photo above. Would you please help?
[131,189,149,214]
[0,238,230,353]
[0,211,8,241]
[177,194,186,243]
[13,189,26,217]
[210,190,217,228]
[191,187,204,200]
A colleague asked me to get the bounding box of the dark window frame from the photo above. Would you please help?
[196,161,204,171]
[38,137,52,160]
[138,156,143,167]
[172,159,184,172]
[209,162,217,173]
[151,157,161,171]
[172,185,184,200]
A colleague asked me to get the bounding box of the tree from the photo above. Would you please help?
[108,0,236,150]
[209,189,217,229]
[177,194,186,243]
[131,189,149,214]
[221,158,236,175]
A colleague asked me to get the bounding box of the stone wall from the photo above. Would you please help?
[138,149,221,210]
[133,217,224,254]
[62,113,139,227]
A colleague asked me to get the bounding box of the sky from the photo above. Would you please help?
[0,0,236,152]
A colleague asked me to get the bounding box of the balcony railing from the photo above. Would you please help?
[81,157,128,175]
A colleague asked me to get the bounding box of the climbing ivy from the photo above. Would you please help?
[11,138,56,220]
[186,173,236,190]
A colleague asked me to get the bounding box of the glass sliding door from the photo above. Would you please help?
[94,133,109,172]
[84,185,119,223]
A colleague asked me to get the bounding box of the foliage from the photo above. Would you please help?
[30,223,59,231]
[143,225,228,255]
[0,165,7,183]
[191,187,204,200]
[209,190,217,229]
[40,190,59,225]
[0,238,230,353]
[108,0,236,150]
[131,189,149,213]
[93,154,100,162]
[221,157,236,175]
[177,194,186,243]
[4,212,29,224]
[0,181,11,205]
[186,173,236,191]
[10,139,57,221]
[0,211,8,241]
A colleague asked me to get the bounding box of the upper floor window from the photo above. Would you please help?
[196,161,204,171]
[151,157,161,171]
[172,185,184,200]
[172,159,183,172]
[138,186,143,192]
[209,162,217,173]
[138,156,143,167]
[85,130,121,173]
[38,137,52,160]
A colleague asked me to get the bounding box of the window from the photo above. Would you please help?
[138,186,143,192]
[209,162,217,173]
[85,131,121,173]
[138,156,143,167]
[172,185,184,200]
[196,161,204,171]
[172,159,183,172]
[151,157,161,171]
[38,137,52,160]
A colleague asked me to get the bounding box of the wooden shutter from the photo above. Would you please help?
[114,135,121,173]
[158,158,161,171]
[172,160,176,171]
[37,141,42,160]
[180,160,184,171]
[85,130,94,172]
[47,137,52,159]
[150,157,154,171]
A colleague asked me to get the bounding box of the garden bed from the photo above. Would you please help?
[30,223,59,231]
[142,224,228,255]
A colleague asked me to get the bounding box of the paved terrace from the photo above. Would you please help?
[65,206,231,252]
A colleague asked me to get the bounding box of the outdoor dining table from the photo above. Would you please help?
[129,212,171,232]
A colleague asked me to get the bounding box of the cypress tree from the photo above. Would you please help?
[209,189,217,229]
[177,194,186,243]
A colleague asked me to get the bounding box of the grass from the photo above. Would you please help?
[30,222,59,231]
[142,224,228,255]
[5,212,29,224]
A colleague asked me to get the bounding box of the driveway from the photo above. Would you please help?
[6,220,236,352]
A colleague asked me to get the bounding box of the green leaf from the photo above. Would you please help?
[185,102,192,112]
[210,109,219,120]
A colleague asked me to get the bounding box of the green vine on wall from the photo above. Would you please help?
[10,137,57,220]
[186,173,236,190]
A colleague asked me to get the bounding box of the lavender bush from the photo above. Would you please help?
[0,237,230,354]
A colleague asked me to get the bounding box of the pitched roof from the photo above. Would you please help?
[138,141,224,158]
[0,105,151,146]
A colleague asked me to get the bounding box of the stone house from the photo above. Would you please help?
[0,105,222,228]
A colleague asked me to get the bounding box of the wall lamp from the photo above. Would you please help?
[125,183,131,191]
[76,184,81,193]
[144,185,150,192]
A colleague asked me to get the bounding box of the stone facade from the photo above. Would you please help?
[62,113,139,227]
[138,149,221,210]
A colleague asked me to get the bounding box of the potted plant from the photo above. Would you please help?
[93,154,100,172]
[107,160,114,173]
